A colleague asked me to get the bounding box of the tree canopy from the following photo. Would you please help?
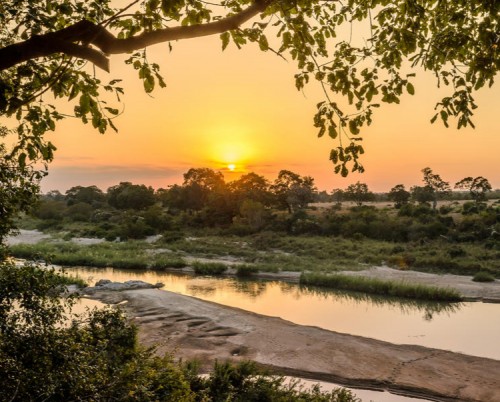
[0,0,498,179]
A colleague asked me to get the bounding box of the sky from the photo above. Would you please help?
[23,29,500,193]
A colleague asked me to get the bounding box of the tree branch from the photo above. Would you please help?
[0,0,271,72]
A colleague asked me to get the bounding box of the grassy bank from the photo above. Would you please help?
[9,241,187,270]
[9,232,499,282]
[300,272,463,302]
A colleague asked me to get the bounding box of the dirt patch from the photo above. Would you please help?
[91,288,500,402]
[6,229,51,245]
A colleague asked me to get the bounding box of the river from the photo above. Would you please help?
[67,267,500,361]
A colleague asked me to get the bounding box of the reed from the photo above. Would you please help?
[192,262,227,275]
[300,272,462,301]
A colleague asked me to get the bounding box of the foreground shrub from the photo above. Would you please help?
[472,271,496,282]
[195,361,360,402]
[0,262,359,402]
[300,272,462,301]
[0,261,193,401]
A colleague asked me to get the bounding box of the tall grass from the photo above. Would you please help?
[192,262,227,275]
[235,264,259,277]
[300,272,462,301]
[9,242,187,271]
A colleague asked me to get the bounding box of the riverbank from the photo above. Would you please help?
[89,288,500,402]
[164,265,500,302]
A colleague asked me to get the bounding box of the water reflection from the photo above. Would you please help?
[297,284,462,321]
[63,267,500,360]
[187,284,217,297]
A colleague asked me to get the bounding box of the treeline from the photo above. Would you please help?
[29,167,499,243]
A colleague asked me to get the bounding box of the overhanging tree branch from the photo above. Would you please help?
[0,0,272,73]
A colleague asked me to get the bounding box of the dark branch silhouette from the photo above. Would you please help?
[0,0,271,72]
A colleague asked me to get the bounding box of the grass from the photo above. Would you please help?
[192,262,227,275]
[235,264,259,277]
[9,241,187,271]
[300,272,463,302]
[9,231,500,293]
[57,273,88,288]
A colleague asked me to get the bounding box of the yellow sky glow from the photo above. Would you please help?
[23,32,499,193]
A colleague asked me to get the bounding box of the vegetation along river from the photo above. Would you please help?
[68,267,500,361]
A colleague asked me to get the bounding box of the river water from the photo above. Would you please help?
[67,267,500,361]
[66,266,500,402]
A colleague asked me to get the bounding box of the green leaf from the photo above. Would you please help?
[221,32,230,51]
[348,120,360,135]
[18,153,26,168]
[258,35,269,51]
[144,76,155,93]
[406,82,415,95]
[328,125,337,139]
[79,94,90,114]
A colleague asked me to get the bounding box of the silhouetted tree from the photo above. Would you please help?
[421,167,451,209]
[107,182,155,210]
[388,184,411,208]
[343,182,374,206]
[455,176,492,204]
[65,185,105,206]
[271,170,316,213]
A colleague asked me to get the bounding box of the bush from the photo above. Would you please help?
[1,263,360,401]
[160,231,184,243]
[236,264,259,277]
[150,257,187,269]
[192,262,227,275]
[472,271,495,282]
[448,246,467,258]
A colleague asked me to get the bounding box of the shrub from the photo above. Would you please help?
[472,271,495,282]
[160,231,184,243]
[448,246,467,258]
[439,205,453,215]
[235,264,259,277]
[150,257,187,269]
[192,262,227,275]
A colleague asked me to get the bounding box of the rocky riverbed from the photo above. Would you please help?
[90,287,500,402]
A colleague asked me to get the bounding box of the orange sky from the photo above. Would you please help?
[36,33,500,193]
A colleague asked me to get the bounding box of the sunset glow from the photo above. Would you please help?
[37,35,500,193]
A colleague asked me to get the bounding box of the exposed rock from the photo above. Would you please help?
[91,288,500,402]
[84,280,164,294]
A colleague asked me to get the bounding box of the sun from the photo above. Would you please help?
[227,163,236,172]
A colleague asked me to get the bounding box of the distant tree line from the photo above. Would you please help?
[28,167,499,242]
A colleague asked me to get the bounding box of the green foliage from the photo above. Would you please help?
[300,272,462,302]
[472,271,496,283]
[236,264,260,277]
[8,241,178,270]
[192,262,228,275]
[0,260,360,401]
[0,136,43,243]
[0,261,197,401]
[194,361,360,401]
[388,184,411,208]
[342,182,374,206]
[107,182,156,211]
[455,176,492,204]
[271,170,317,213]
[0,0,498,177]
